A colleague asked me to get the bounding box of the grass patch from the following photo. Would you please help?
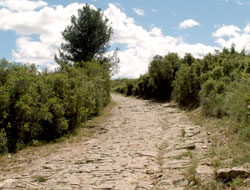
[186,108,250,189]
[32,175,48,183]
[185,159,201,188]
[181,128,186,138]
[156,141,168,167]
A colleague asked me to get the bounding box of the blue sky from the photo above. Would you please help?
[0,0,250,78]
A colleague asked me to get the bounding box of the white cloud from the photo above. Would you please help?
[213,25,241,37]
[0,0,47,12]
[0,2,85,67]
[213,24,250,52]
[244,24,250,33]
[105,4,216,78]
[179,19,200,29]
[224,0,250,5]
[0,2,217,78]
[132,8,144,16]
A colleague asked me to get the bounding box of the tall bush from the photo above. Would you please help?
[0,59,110,153]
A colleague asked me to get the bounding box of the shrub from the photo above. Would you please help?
[0,59,110,153]
[0,128,8,154]
[114,48,250,142]
[224,74,250,141]
[172,63,200,109]
[148,54,180,100]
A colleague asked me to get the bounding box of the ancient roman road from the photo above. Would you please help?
[0,94,209,190]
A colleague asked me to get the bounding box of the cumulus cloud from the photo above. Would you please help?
[105,4,216,78]
[0,0,47,12]
[244,24,250,33]
[0,1,85,66]
[0,1,217,78]
[132,8,144,16]
[179,19,200,29]
[213,25,241,37]
[224,0,250,5]
[213,24,250,52]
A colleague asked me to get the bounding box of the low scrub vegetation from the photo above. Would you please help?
[113,46,250,143]
[0,59,110,154]
[114,46,250,188]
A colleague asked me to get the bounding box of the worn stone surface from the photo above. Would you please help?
[196,165,214,181]
[216,166,250,182]
[0,94,208,190]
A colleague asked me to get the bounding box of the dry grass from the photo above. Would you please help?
[186,107,250,189]
[156,140,168,167]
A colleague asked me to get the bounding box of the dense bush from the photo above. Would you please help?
[133,74,152,98]
[198,49,247,116]
[224,74,250,141]
[148,54,180,100]
[172,62,201,109]
[113,46,250,141]
[112,79,137,96]
[113,53,180,100]
[0,59,110,153]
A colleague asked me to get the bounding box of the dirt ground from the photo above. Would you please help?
[0,94,211,190]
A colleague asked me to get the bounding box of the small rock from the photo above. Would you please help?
[98,127,108,134]
[163,149,187,158]
[146,170,154,175]
[155,173,163,178]
[196,165,214,181]
[0,179,16,187]
[176,144,195,150]
[94,183,114,189]
[163,160,189,169]
[216,166,250,182]
[161,103,176,108]
[86,159,95,163]
[202,145,207,149]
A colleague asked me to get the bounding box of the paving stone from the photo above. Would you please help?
[1,94,206,190]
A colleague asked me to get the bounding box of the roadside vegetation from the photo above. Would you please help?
[0,4,117,154]
[0,58,111,154]
[113,45,250,143]
[113,45,250,189]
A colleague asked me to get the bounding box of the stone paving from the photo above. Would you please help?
[0,94,210,190]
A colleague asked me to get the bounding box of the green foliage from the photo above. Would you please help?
[172,62,201,109]
[0,128,8,154]
[111,79,130,90]
[133,74,152,98]
[148,54,180,100]
[112,78,137,96]
[56,4,113,63]
[199,78,226,117]
[114,47,250,142]
[0,59,110,153]
[224,74,250,141]
[114,53,181,100]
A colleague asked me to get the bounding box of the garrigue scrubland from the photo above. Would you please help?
[114,47,250,138]
[0,59,111,153]
[0,3,250,189]
[113,46,250,189]
[0,5,114,154]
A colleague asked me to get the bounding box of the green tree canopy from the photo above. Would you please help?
[56,4,113,64]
